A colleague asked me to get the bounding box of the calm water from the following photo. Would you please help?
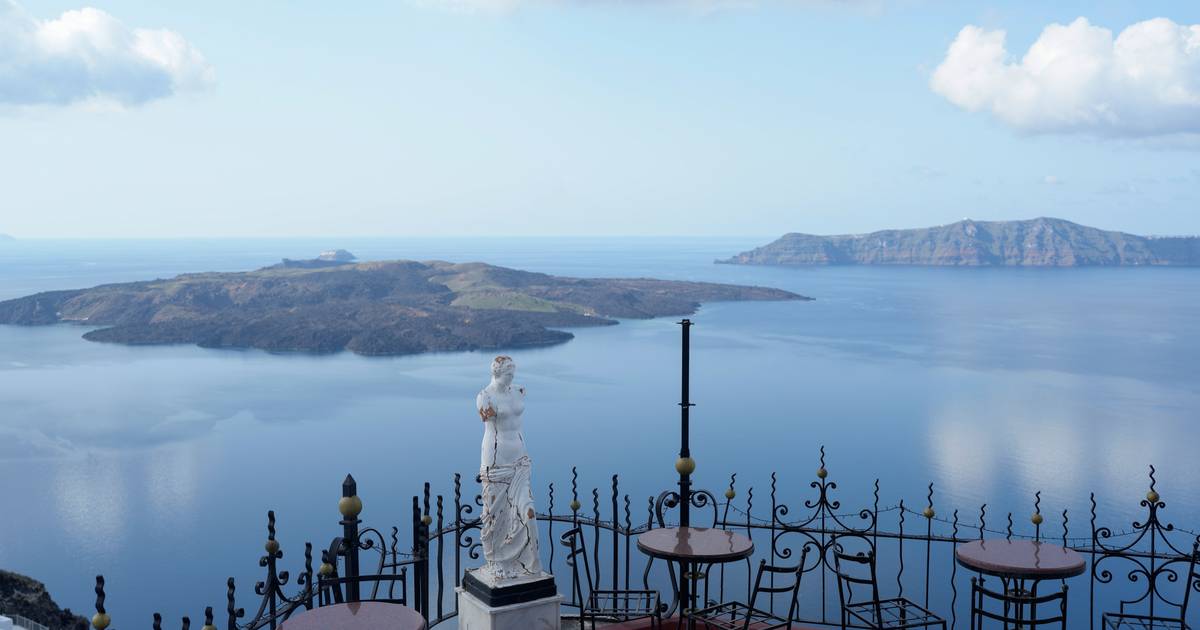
[0,238,1198,623]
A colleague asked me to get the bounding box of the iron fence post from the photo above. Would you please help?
[340,475,363,603]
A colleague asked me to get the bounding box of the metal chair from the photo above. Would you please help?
[690,549,810,630]
[830,535,946,630]
[317,536,410,607]
[561,526,663,630]
[970,578,1067,629]
[1102,541,1199,630]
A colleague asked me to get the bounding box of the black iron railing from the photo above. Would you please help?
[85,452,1200,630]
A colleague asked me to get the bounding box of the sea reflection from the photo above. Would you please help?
[53,455,129,560]
[145,441,203,531]
[925,370,1197,514]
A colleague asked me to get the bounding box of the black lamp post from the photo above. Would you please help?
[676,319,695,528]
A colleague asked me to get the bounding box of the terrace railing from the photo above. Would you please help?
[87,450,1200,630]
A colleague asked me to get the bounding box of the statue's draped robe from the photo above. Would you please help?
[480,455,543,578]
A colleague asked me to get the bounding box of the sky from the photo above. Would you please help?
[1,0,1199,238]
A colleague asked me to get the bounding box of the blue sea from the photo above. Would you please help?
[0,237,1198,624]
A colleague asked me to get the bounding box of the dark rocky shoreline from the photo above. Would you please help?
[0,570,88,630]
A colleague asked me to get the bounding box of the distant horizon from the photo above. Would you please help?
[3,215,1200,241]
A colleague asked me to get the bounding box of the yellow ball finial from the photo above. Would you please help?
[676,457,696,476]
[1031,513,1044,526]
[92,613,111,630]
[816,467,828,480]
[923,507,935,519]
[265,539,280,554]
[319,562,335,576]
[725,488,736,500]
[1147,490,1160,503]
[339,495,363,518]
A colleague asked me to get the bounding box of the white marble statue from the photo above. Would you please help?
[476,356,544,580]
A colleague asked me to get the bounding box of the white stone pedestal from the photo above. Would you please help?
[457,586,561,630]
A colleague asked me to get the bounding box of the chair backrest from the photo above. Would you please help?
[317,542,409,607]
[745,548,810,630]
[559,527,595,607]
[830,534,884,625]
[1182,541,1199,620]
[1108,539,1200,624]
[971,578,1067,629]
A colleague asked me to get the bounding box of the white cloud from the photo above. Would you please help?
[930,17,1200,138]
[0,0,213,107]
[410,0,874,14]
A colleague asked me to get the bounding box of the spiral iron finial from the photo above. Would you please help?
[571,467,579,502]
[302,542,313,585]
[725,473,737,500]
[1032,491,1044,525]
[265,510,280,554]
[816,445,828,479]
[92,576,110,629]
[226,577,245,630]
[924,483,935,519]
[570,467,581,512]
[201,607,216,630]
[1147,465,1161,503]
[153,614,162,630]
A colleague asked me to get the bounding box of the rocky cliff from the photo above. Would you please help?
[0,570,88,630]
[720,218,1200,267]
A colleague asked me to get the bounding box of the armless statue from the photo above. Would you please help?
[477,356,544,580]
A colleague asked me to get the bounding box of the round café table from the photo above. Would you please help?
[638,527,755,630]
[279,601,427,630]
[955,539,1086,581]
[956,540,1085,628]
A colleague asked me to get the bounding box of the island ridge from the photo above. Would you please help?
[0,258,807,356]
[720,218,1200,267]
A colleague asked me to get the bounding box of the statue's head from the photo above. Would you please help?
[491,355,515,381]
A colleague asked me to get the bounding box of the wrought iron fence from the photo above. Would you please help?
[86,450,1199,629]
